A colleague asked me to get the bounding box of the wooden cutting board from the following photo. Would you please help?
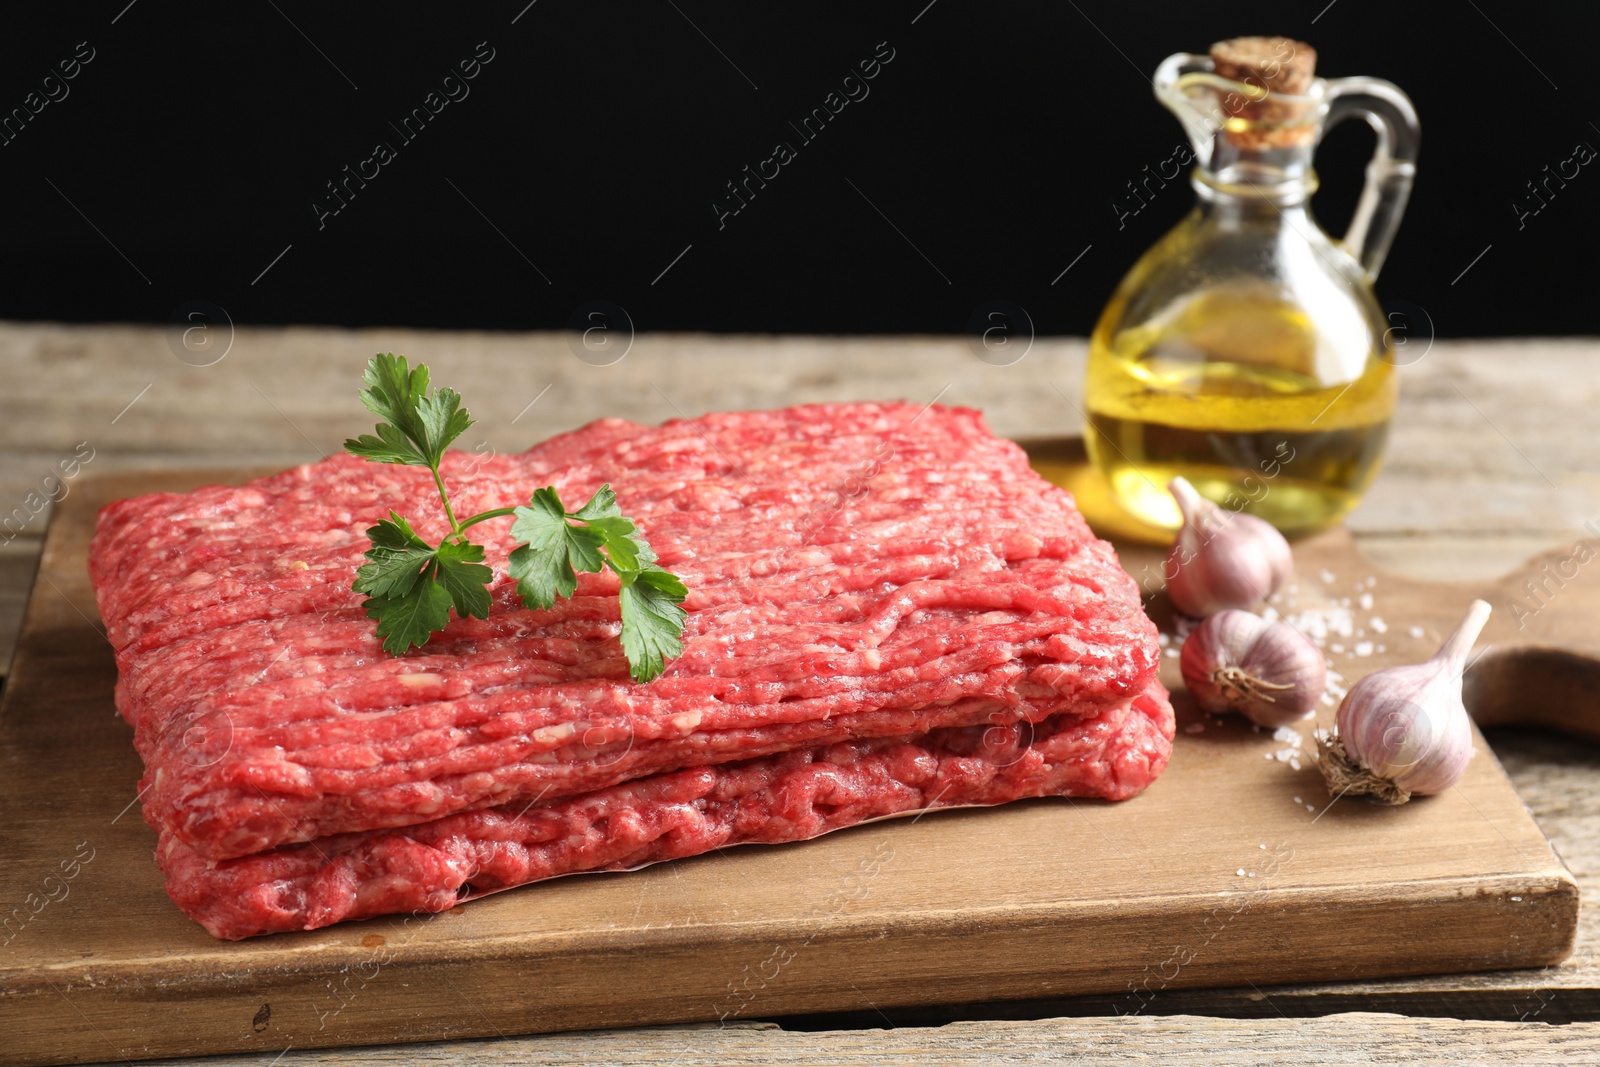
[0,459,1587,1067]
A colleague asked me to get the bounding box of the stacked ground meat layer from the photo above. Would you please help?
[89,402,1172,939]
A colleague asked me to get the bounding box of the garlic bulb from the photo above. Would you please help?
[1164,477,1293,618]
[1180,609,1326,727]
[1318,599,1491,805]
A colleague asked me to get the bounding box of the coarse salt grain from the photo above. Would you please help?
[1184,721,1205,734]
[1237,868,1246,876]
[1283,604,1355,644]
[1358,593,1374,610]
[1409,625,1425,638]
[1331,643,1345,654]
[1371,617,1388,633]
[1355,641,1374,657]
[1320,569,1335,584]
[1272,726,1302,747]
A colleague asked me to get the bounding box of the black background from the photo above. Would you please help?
[0,2,1594,337]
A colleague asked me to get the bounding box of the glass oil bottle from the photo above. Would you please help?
[1084,37,1420,536]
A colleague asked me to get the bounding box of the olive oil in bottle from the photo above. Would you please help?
[1085,286,1397,536]
[1084,36,1418,537]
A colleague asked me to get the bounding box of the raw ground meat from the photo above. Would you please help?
[163,680,1172,939]
[90,403,1163,863]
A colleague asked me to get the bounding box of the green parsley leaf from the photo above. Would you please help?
[344,422,426,466]
[364,575,453,655]
[358,352,430,427]
[505,543,569,609]
[343,353,474,469]
[352,512,437,599]
[587,517,646,574]
[507,487,605,608]
[351,512,493,652]
[433,539,494,621]
[413,386,474,468]
[618,565,688,683]
[507,483,686,681]
[570,484,657,576]
[570,484,620,521]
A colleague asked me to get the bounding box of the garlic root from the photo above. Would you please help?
[1318,733,1411,805]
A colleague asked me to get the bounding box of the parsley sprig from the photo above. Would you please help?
[343,353,686,682]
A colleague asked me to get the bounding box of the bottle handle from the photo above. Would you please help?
[1321,76,1420,280]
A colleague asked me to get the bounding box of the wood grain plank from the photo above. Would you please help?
[0,325,1596,534]
[0,538,39,678]
[77,1014,1600,1067]
[1352,534,1576,583]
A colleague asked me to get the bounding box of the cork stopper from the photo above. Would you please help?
[1208,36,1319,150]
[1209,37,1317,94]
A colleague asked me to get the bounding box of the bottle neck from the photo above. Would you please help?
[1192,166,1318,210]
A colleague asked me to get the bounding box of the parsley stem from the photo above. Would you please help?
[456,506,517,532]
[432,465,463,535]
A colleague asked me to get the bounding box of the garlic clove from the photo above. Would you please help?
[1318,599,1491,804]
[1180,608,1326,727]
[1164,477,1294,618]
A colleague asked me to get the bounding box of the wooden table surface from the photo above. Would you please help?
[3,324,1597,1064]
